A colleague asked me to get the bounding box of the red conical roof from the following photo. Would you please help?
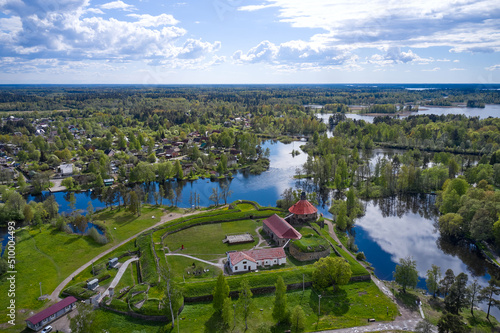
[288,199,317,215]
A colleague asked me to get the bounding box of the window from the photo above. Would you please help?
[243,261,247,264]
[234,266,238,271]
[243,265,246,269]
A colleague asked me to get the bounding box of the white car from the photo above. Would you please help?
[41,326,53,333]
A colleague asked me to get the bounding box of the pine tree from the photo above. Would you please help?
[290,305,305,333]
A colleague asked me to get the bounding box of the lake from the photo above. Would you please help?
[316,104,500,125]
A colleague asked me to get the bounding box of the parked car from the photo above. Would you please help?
[41,326,53,333]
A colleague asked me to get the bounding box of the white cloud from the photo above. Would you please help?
[0,0,221,67]
[450,68,465,71]
[485,64,500,71]
[127,14,179,27]
[233,39,356,70]
[238,4,277,12]
[87,8,104,14]
[100,0,136,12]
[237,0,500,53]
[422,67,440,71]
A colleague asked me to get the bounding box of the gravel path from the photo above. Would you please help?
[49,209,202,301]
[98,257,138,303]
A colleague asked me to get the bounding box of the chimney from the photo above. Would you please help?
[301,192,306,200]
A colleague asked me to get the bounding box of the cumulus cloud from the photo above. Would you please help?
[422,67,440,71]
[233,39,356,70]
[0,0,220,67]
[450,68,465,71]
[237,0,500,53]
[100,0,136,12]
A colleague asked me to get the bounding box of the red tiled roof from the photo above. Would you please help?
[229,251,256,265]
[263,214,302,240]
[26,296,77,326]
[229,248,286,265]
[288,199,318,215]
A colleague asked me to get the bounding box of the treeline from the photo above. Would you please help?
[1,85,499,112]
[335,115,500,155]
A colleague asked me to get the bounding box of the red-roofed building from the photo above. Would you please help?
[227,248,286,273]
[26,296,77,331]
[288,192,318,224]
[262,214,302,246]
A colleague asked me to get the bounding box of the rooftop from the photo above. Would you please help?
[229,247,286,265]
[26,296,77,326]
[288,192,318,215]
[263,214,302,240]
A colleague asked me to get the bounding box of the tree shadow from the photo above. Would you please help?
[204,312,224,333]
[309,287,349,317]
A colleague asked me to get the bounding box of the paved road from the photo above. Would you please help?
[98,257,138,303]
[165,253,223,268]
[49,209,203,301]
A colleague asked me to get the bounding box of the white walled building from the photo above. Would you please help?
[227,248,286,273]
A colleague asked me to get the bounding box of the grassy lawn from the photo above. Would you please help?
[91,309,165,333]
[169,281,397,332]
[236,203,255,211]
[0,205,166,332]
[94,205,164,243]
[163,219,260,258]
[164,255,222,283]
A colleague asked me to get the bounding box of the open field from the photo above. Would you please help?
[163,219,259,258]
[0,205,165,332]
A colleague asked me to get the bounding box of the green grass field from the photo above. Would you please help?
[163,219,260,258]
[91,281,397,333]
[0,205,165,332]
[165,255,222,283]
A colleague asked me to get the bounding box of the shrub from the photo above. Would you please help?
[88,227,108,244]
[356,252,366,261]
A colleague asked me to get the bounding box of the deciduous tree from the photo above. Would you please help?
[272,276,288,325]
[394,256,418,293]
[312,257,352,291]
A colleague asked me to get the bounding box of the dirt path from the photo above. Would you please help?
[49,209,202,302]
[165,253,223,268]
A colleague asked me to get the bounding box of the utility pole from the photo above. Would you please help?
[39,282,42,297]
[318,295,322,316]
[303,274,304,293]
[167,279,175,328]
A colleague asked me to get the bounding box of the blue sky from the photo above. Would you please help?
[0,0,499,84]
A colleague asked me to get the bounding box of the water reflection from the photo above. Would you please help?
[354,194,499,318]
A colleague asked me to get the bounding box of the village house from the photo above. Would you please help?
[25,296,77,331]
[226,247,286,273]
[58,163,74,176]
[262,214,302,246]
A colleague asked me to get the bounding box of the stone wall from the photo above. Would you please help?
[289,244,330,262]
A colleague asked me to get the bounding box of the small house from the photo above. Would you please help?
[103,178,114,186]
[108,258,118,268]
[58,163,74,176]
[87,278,99,291]
[227,248,286,273]
[25,296,77,331]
